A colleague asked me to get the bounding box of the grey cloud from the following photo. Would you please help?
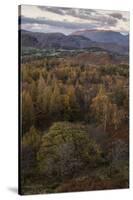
[21,8,119,34]
[66,9,92,20]
[37,6,118,26]
[109,13,127,21]
[37,6,66,15]
[63,8,98,20]
[110,13,123,19]
[21,23,75,34]
[37,6,98,20]
[103,17,117,26]
[21,16,96,30]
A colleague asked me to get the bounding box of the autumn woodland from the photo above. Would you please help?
[19,5,129,195]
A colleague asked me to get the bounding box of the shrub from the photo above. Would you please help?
[37,122,102,180]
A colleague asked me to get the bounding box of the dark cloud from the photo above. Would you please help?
[63,8,97,20]
[21,16,96,30]
[66,9,94,20]
[103,17,117,26]
[37,6,119,26]
[109,13,127,21]
[110,13,123,19]
[21,8,117,30]
[20,6,129,34]
[37,6,98,20]
[37,6,65,15]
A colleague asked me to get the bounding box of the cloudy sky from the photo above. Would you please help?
[20,5,129,35]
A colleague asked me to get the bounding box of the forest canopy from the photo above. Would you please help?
[20,53,129,194]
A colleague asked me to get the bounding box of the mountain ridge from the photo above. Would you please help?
[71,29,129,46]
[20,29,129,55]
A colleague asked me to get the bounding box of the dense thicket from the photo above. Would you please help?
[21,57,128,133]
[20,55,129,194]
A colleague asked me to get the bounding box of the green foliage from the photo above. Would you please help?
[111,79,127,107]
[37,122,102,179]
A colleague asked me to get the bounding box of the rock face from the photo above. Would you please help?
[20,30,129,55]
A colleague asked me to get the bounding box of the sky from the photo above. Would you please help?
[20,5,129,35]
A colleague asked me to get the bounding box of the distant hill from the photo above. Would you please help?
[71,29,129,46]
[20,30,39,47]
[20,30,93,49]
[20,30,129,55]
